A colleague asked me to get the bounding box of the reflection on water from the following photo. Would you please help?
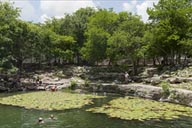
[0,94,192,128]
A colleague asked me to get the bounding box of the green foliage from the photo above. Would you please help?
[147,0,192,65]
[84,79,91,88]
[81,28,110,64]
[107,31,128,63]
[81,9,119,64]
[1,0,192,69]
[160,81,170,96]
[58,8,96,64]
[87,96,192,121]
[0,91,104,111]
[51,32,75,61]
[0,1,20,70]
[70,80,78,90]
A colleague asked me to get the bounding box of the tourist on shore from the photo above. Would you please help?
[124,72,129,83]
[51,85,57,92]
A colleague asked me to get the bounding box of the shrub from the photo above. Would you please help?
[70,80,77,90]
[161,81,170,96]
[84,79,91,88]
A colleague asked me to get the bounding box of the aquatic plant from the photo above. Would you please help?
[0,91,103,111]
[87,96,192,121]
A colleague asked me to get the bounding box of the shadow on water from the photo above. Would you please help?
[0,93,192,128]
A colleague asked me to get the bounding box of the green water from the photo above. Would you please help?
[0,94,192,128]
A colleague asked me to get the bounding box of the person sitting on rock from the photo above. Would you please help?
[124,72,129,83]
[36,77,42,86]
[51,85,57,92]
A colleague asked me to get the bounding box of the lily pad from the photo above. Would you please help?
[0,91,103,110]
[87,96,192,121]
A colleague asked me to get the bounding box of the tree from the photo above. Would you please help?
[147,0,192,65]
[50,33,75,64]
[42,19,76,65]
[10,20,32,70]
[107,31,128,65]
[81,9,118,64]
[81,28,110,64]
[107,12,145,74]
[0,1,20,70]
[58,8,96,64]
[71,7,96,64]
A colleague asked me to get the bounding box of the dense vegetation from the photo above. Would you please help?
[0,0,192,75]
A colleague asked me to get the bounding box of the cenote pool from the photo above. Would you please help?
[0,92,192,128]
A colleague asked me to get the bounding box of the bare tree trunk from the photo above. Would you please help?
[153,58,156,66]
[178,54,181,65]
[170,49,175,66]
[136,58,140,66]
[17,58,23,75]
[143,58,146,66]
[132,60,137,75]
[156,57,161,65]
[108,58,112,66]
[183,54,188,67]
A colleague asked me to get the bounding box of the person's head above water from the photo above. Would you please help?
[39,117,43,121]
[49,114,56,120]
[38,117,44,123]
[50,115,54,118]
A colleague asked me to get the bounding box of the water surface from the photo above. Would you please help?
[0,93,192,128]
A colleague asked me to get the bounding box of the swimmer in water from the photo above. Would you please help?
[49,114,56,120]
[38,117,44,124]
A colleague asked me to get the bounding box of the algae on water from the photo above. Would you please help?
[87,96,192,121]
[0,91,103,111]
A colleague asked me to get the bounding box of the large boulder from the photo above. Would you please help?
[146,68,158,77]
[86,83,192,107]
[167,77,184,84]
[150,76,162,85]
[119,84,163,100]
[0,86,8,92]
[166,89,192,106]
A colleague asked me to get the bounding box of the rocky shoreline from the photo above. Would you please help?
[1,66,192,107]
[86,83,192,107]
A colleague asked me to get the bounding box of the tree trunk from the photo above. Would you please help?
[17,59,23,74]
[76,52,80,65]
[108,58,112,66]
[132,60,137,75]
[156,57,161,65]
[183,55,188,67]
[38,55,42,68]
[54,56,57,65]
[143,57,146,66]
[153,58,156,66]
[136,58,140,66]
[170,49,175,66]
[178,54,181,65]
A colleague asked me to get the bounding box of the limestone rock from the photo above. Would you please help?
[150,76,161,85]
[167,77,183,84]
